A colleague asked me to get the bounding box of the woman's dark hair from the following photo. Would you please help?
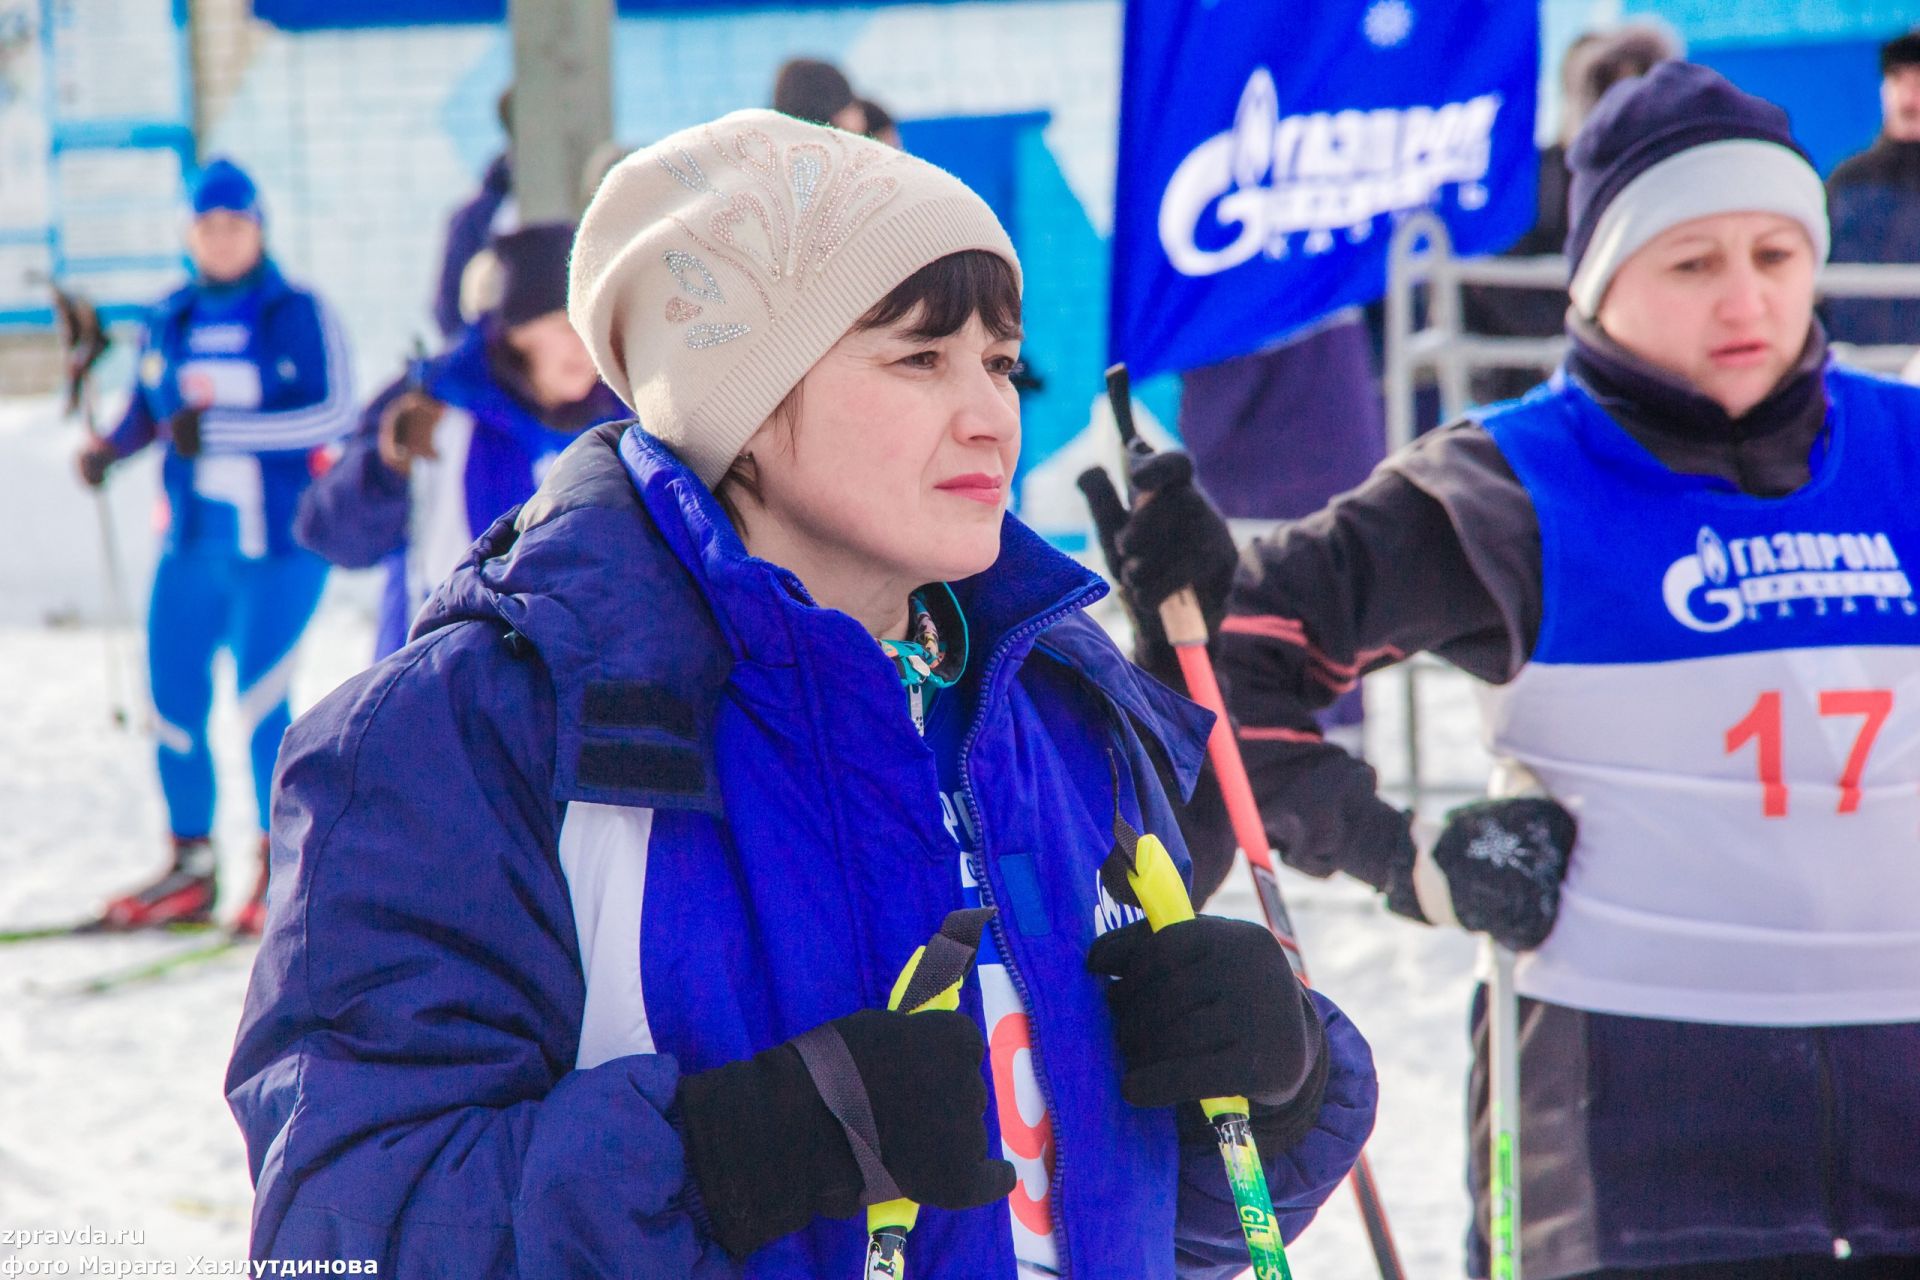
[714,249,1022,530]
[855,249,1021,342]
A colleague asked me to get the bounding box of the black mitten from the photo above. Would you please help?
[677,1007,1014,1259]
[1078,451,1237,669]
[77,439,116,488]
[1087,916,1327,1152]
[168,407,204,459]
[1116,451,1237,635]
[1387,797,1576,952]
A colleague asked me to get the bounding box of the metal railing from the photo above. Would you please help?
[1380,212,1920,803]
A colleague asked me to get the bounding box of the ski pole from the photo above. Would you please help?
[863,906,996,1280]
[1090,363,1408,1280]
[1105,813,1292,1280]
[51,280,136,730]
[90,467,135,729]
[1486,940,1521,1280]
[1479,758,1536,1280]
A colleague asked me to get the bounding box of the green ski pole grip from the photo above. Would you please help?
[1118,828,1295,1280]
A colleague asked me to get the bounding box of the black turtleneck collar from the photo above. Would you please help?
[1564,311,1830,498]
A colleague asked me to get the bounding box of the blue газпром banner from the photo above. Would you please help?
[1110,0,1540,378]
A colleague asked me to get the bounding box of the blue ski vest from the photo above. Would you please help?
[1480,365,1920,1024]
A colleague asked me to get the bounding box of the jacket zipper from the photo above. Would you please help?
[954,590,1099,1278]
[1814,1028,1850,1260]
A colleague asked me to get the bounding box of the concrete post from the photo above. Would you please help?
[508,0,614,222]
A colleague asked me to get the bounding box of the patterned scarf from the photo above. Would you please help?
[878,584,968,731]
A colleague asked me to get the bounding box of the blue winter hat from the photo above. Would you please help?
[1565,61,1827,316]
[191,158,262,222]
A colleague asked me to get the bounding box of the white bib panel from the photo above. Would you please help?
[1484,645,1920,1024]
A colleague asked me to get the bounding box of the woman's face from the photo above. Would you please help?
[187,211,264,284]
[739,310,1022,610]
[1595,211,1817,418]
[507,311,602,409]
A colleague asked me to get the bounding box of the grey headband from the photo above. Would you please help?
[1571,139,1830,318]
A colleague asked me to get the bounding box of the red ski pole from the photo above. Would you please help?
[1097,363,1407,1280]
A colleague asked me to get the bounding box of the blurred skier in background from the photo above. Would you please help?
[1824,26,1920,346]
[773,56,868,132]
[74,157,356,936]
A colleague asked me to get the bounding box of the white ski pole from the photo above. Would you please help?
[1482,758,1540,1280]
[90,477,135,730]
[1486,939,1521,1280]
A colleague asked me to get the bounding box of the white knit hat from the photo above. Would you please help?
[569,109,1021,486]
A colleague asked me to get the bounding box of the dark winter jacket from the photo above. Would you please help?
[433,153,514,338]
[1211,325,1920,1275]
[295,322,623,657]
[1825,137,1920,345]
[228,422,1377,1277]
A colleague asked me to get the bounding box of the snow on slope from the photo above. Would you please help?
[0,400,1491,1277]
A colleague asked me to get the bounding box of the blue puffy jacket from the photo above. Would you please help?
[227,423,1376,1277]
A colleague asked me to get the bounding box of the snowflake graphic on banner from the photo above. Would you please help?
[1363,0,1415,48]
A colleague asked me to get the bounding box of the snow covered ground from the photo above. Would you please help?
[0,389,1494,1278]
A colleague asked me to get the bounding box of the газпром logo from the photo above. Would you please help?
[1158,66,1500,276]
[1662,524,1915,632]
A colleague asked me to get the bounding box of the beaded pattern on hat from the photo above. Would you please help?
[651,127,903,351]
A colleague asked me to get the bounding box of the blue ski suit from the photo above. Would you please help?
[227,422,1378,1277]
[104,258,355,837]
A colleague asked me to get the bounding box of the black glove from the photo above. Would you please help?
[1385,797,1576,952]
[677,1007,1015,1259]
[1087,916,1329,1153]
[76,439,116,488]
[167,407,203,459]
[1077,451,1238,669]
